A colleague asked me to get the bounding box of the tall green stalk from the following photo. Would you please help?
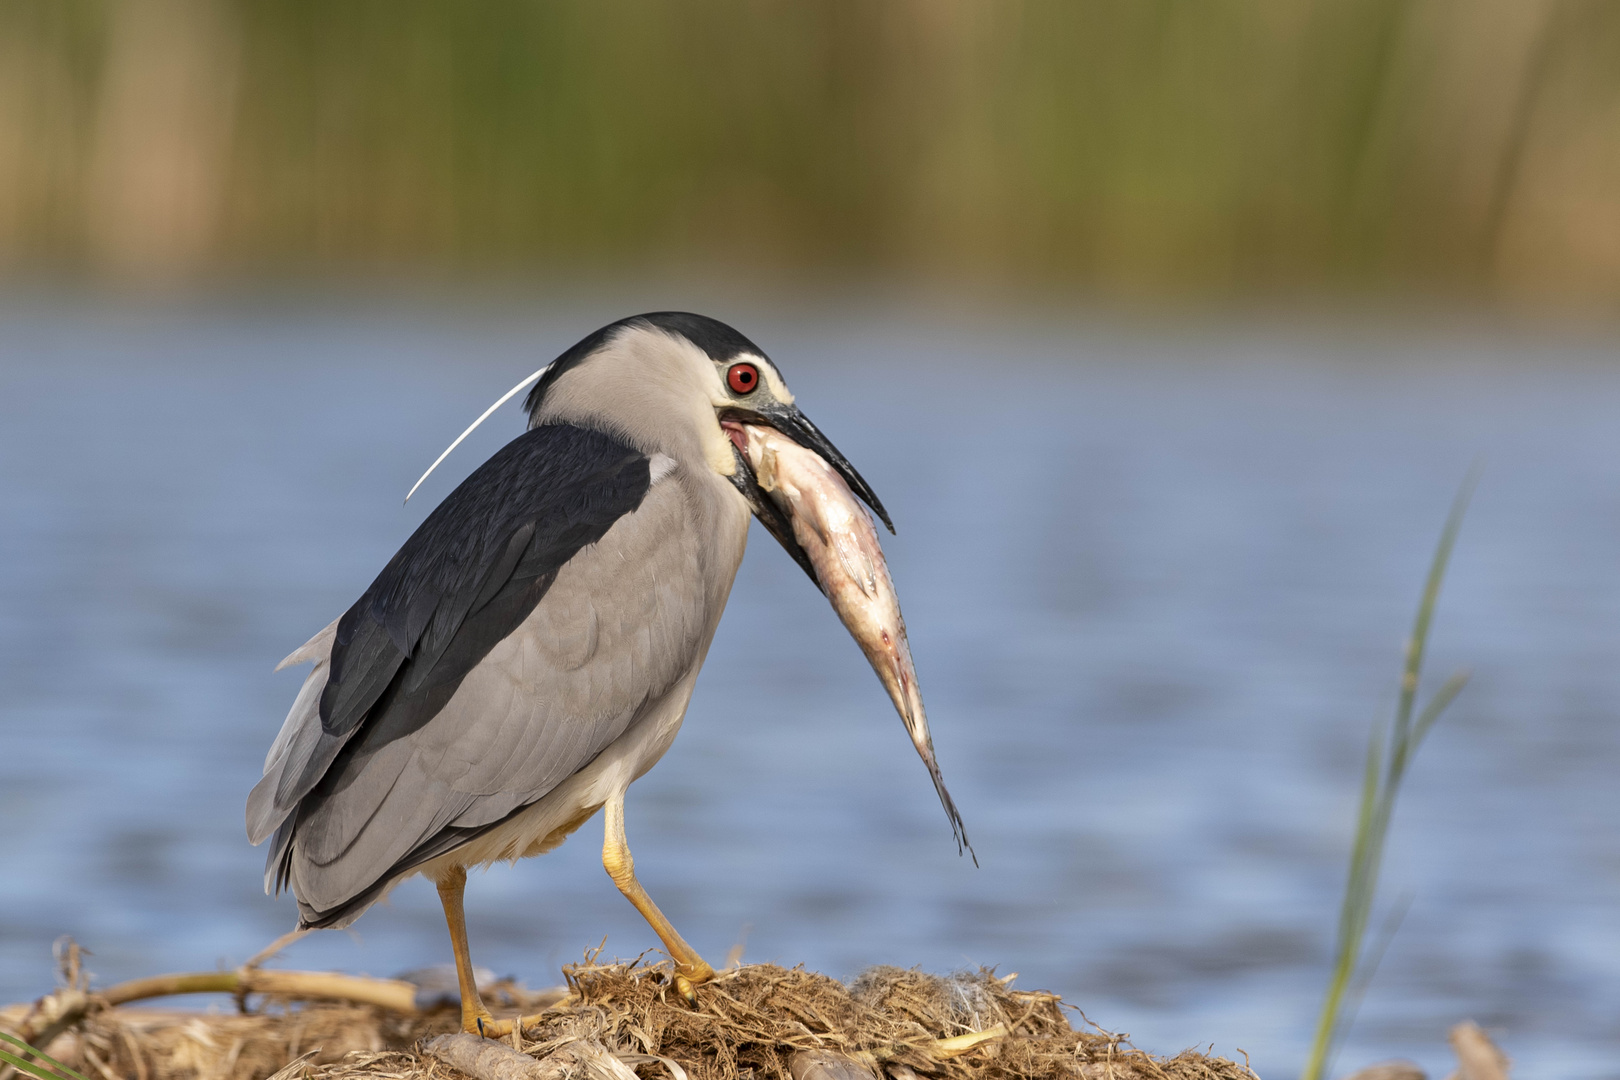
[1300,470,1477,1080]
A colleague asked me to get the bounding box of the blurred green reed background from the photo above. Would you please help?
[2,0,1619,303]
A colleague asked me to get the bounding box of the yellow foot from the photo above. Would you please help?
[470,1012,556,1040]
[462,1007,499,1036]
[672,959,716,1007]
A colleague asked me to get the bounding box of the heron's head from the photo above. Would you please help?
[517,313,892,577]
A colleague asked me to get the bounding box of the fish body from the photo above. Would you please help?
[733,422,973,860]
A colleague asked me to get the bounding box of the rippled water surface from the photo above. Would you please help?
[2,307,1619,1079]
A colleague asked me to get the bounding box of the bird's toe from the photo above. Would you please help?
[671,958,716,1007]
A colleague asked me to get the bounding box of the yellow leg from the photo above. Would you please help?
[602,793,715,1001]
[435,865,499,1035]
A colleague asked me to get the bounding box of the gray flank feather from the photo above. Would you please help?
[253,423,656,899]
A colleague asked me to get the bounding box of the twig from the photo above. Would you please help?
[10,968,419,1055]
[6,990,94,1067]
[1449,1022,1510,1080]
[243,931,311,972]
[78,1045,121,1080]
[100,970,417,1013]
[929,1024,1009,1058]
[261,1050,320,1080]
[423,1032,638,1080]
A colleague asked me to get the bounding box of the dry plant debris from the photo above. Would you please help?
[1333,1022,1513,1080]
[3,959,1256,1080]
[1335,1063,1425,1080]
[1444,1023,1510,1080]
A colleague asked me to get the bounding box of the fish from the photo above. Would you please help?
[731,422,974,863]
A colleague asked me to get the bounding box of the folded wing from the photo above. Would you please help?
[247,425,712,925]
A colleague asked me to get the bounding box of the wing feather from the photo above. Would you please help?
[249,424,652,851]
[283,472,711,925]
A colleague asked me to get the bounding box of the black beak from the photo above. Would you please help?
[723,401,893,589]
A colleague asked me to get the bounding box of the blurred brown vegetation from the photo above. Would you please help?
[2,0,1619,304]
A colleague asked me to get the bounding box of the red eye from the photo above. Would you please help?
[727,362,759,394]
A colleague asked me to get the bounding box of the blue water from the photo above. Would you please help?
[2,304,1619,1080]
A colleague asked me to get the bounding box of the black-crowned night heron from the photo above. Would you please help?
[246,313,968,1034]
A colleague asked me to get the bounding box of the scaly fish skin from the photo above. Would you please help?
[737,423,972,860]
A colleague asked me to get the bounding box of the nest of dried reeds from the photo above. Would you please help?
[486,959,1252,1080]
[6,957,1256,1080]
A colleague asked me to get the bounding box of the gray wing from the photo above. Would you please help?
[255,618,341,802]
[275,471,715,926]
[248,423,654,848]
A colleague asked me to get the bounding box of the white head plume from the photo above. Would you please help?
[404,364,550,503]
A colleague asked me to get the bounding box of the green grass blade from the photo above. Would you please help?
[0,1048,82,1080]
[1300,470,1476,1080]
[1411,669,1470,750]
[0,1033,94,1080]
[1389,465,1478,783]
[1338,723,1385,951]
[1302,722,1384,1080]
[1330,893,1414,1071]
